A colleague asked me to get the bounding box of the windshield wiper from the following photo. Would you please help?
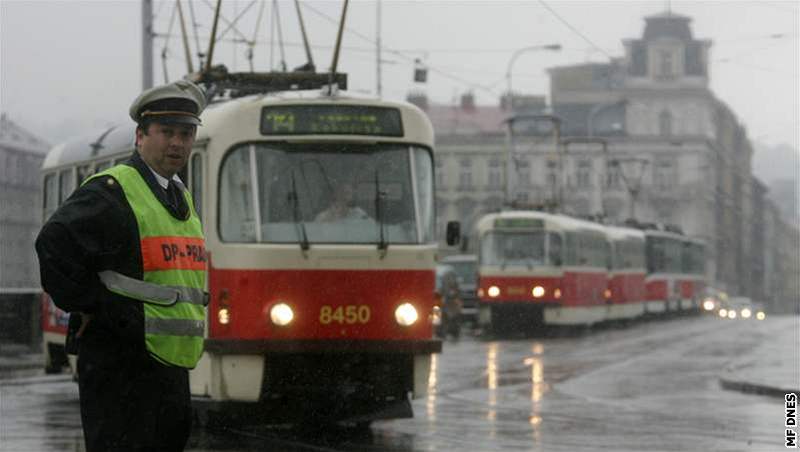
[374,170,388,257]
[289,170,310,256]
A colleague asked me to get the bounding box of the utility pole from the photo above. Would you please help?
[142,0,154,90]
[376,0,382,98]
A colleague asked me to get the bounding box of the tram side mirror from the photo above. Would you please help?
[446,221,461,246]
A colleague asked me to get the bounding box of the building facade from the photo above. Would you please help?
[422,12,799,311]
[0,114,49,343]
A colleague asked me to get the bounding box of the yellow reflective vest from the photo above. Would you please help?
[88,165,206,368]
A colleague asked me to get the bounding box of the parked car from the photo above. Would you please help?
[435,264,463,338]
[441,254,478,325]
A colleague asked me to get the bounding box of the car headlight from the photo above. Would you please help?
[270,303,294,326]
[756,311,766,320]
[532,286,545,298]
[718,308,728,318]
[488,286,500,298]
[430,306,442,326]
[727,310,736,319]
[741,308,751,319]
[395,303,418,326]
[703,300,715,311]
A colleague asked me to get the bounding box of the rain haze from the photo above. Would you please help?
[3,2,800,451]
[1,0,798,152]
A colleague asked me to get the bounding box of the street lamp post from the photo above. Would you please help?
[505,44,561,111]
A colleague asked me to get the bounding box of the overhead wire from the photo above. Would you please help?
[298,1,500,95]
[186,0,204,68]
[160,1,179,83]
[536,0,614,59]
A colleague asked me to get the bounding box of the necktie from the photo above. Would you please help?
[167,181,180,211]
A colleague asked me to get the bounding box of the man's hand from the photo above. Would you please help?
[76,313,93,338]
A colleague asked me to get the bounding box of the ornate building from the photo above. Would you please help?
[423,12,798,312]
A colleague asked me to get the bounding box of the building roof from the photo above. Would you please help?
[0,113,49,155]
[642,11,693,41]
[425,104,508,136]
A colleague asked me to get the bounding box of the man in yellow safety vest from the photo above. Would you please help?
[36,80,207,452]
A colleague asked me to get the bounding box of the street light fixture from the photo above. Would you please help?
[506,44,561,111]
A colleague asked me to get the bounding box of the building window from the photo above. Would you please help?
[458,158,473,190]
[487,158,502,190]
[606,161,623,190]
[653,158,677,190]
[658,50,674,79]
[659,110,673,137]
[576,159,592,189]
[546,159,559,200]
[516,159,530,188]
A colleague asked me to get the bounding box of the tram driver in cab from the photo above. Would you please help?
[315,178,370,222]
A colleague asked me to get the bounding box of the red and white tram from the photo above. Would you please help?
[605,225,647,321]
[680,236,707,311]
[643,228,688,314]
[475,211,610,332]
[40,84,445,425]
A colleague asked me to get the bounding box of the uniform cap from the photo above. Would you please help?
[129,80,206,126]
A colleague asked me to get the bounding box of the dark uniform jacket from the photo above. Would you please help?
[35,151,194,452]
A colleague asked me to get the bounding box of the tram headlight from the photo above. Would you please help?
[218,308,230,325]
[756,311,766,320]
[270,303,294,326]
[554,288,562,299]
[703,299,715,311]
[740,308,752,319]
[395,302,418,326]
[718,308,728,318]
[532,286,545,298]
[488,286,501,298]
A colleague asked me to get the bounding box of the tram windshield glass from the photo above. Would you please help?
[480,231,557,267]
[219,143,434,244]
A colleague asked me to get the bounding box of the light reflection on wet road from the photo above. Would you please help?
[0,315,791,451]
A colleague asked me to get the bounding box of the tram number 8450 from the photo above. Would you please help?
[319,305,371,324]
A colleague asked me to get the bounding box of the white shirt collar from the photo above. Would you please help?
[145,164,182,190]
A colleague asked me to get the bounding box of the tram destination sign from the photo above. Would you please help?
[261,105,404,137]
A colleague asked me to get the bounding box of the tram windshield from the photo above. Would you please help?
[480,231,560,267]
[219,143,435,245]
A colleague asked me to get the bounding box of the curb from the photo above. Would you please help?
[719,377,800,399]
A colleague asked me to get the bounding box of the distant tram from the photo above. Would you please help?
[40,80,448,425]
[473,210,706,333]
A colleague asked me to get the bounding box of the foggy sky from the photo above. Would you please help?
[1,0,798,151]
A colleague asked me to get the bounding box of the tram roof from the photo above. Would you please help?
[604,224,646,241]
[475,210,608,235]
[43,90,433,171]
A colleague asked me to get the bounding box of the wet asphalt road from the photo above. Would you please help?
[0,315,791,451]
